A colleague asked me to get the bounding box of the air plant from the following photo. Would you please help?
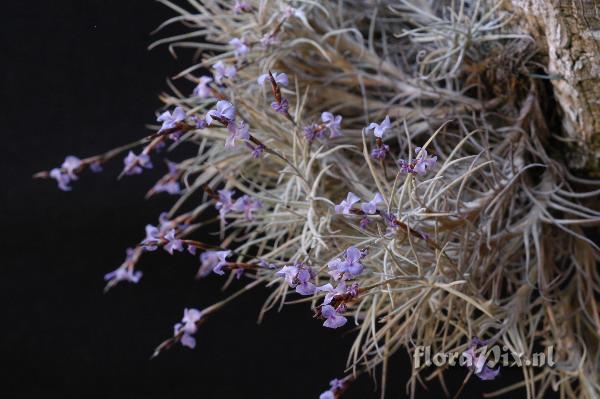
[35,1,600,398]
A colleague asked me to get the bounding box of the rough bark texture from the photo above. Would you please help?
[510,0,600,173]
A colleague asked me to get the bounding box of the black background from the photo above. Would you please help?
[4,1,537,398]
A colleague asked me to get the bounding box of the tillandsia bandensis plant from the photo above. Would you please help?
[35,0,600,397]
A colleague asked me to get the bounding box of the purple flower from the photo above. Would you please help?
[90,161,103,173]
[104,265,142,286]
[141,224,161,251]
[359,217,371,229]
[276,265,298,286]
[225,120,250,148]
[250,144,265,158]
[174,308,202,349]
[257,72,289,87]
[360,193,383,214]
[206,100,236,125]
[321,305,347,329]
[233,0,251,13]
[317,281,359,305]
[212,61,237,84]
[215,189,235,223]
[327,246,366,280]
[295,267,316,295]
[260,33,278,48]
[49,168,73,191]
[157,107,186,132]
[370,143,389,159]
[163,229,183,255]
[49,156,82,191]
[232,194,262,220]
[463,339,500,380]
[61,156,82,179]
[319,378,346,399]
[197,250,230,278]
[398,147,438,176]
[207,250,231,276]
[334,192,360,215]
[122,151,152,176]
[271,98,289,114]
[321,112,342,138]
[303,124,324,142]
[413,147,437,175]
[276,263,316,296]
[193,76,213,98]
[229,37,249,60]
[366,115,391,138]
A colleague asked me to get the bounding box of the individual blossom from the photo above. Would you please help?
[196,250,230,278]
[250,143,265,159]
[303,124,324,142]
[276,263,316,296]
[271,97,289,115]
[49,168,73,191]
[360,193,383,214]
[359,217,371,230]
[334,192,360,215]
[61,155,82,179]
[463,338,501,380]
[163,229,183,255]
[141,213,182,251]
[321,112,343,138]
[122,151,152,176]
[398,146,437,176]
[232,194,262,221]
[192,76,213,99]
[321,305,347,329]
[232,0,251,13]
[212,61,236,84]
[317,282,359,305]
[157,106,186,132]
[366,115,391,138]
[257,72,289,87]
[215,189,235,223]
[208,251,231,276]
[370,143,389,160]
[225,120,250,148]
[173,308,202,349]
[319,378,346,399]
[228,37,249,60]
[90,161,103,173]
[49,155,82,191]
[104,265,142,289]
[205,100,236,125]
[327,246,366,280]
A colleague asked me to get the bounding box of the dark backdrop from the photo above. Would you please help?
[4,1,530,398]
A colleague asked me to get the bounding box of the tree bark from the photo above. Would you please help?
[510,0,600,173]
